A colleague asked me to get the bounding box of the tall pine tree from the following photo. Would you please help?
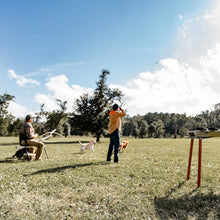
[72,69,123,142]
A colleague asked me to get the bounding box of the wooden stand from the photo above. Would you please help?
[187,137,202,187]
[23,153,36,161]
[23,147,36,161]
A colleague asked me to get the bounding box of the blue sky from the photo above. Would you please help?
[1,0,220,117]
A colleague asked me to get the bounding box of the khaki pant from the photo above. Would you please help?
[21,139,44,160]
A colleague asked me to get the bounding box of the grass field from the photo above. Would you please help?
[0,136,220,219]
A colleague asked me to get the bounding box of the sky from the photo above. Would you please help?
[1,0,220,117]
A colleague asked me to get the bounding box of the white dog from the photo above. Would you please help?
[79,140,96,153]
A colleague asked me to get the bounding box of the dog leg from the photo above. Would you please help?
[119,145,123,152]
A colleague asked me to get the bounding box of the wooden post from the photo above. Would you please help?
[198,138,202,187]
[187,137,194,180]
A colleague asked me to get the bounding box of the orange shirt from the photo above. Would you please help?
[108,109,126,134]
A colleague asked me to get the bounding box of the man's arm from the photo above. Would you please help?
[118,108,126,117]
[25,124,37,139]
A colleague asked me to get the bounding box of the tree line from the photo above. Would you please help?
[1,70,220,141]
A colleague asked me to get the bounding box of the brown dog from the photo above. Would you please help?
[119,139,129,152]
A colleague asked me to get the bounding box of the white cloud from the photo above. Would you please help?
[8,69,40,87]
[176,1,220,66]
[108,1,220,117]
[111,43,220,116]
[178,14,183,21]
[26,62,84,77]
[7,101,29,118]
[35,74,93,112]
[35,94,59,112]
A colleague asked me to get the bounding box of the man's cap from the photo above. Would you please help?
[112,104,119,111]
[26,114,33,122]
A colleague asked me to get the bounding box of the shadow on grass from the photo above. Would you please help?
[25,161,109,176]
[0,141,78,146]
[0,140,85,146]
[43,141,79,144]
[0,158,21,163]
[154,181,220,219]
[0,142,19,146]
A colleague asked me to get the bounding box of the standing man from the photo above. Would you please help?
[20,114,44,161]
[107,104,126,163]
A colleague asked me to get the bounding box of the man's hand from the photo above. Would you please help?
[32,134,38,139]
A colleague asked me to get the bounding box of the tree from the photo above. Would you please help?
[138,120,148,138]
[34,100,69,136]
[45,100,69,134]
[34,104,48,135]
[122,118,133,136]
[154,120,165,138]
[194,115,207,129]
[63,122,71,137]
[0,93,15,136]
[0,93,14,116]
[179,126,188,138]
[149,120,165,138]
[8,117,23,136]
[72,69,123,142]
[131,120,139,138]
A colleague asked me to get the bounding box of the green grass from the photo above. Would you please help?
[0,136,220,219]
